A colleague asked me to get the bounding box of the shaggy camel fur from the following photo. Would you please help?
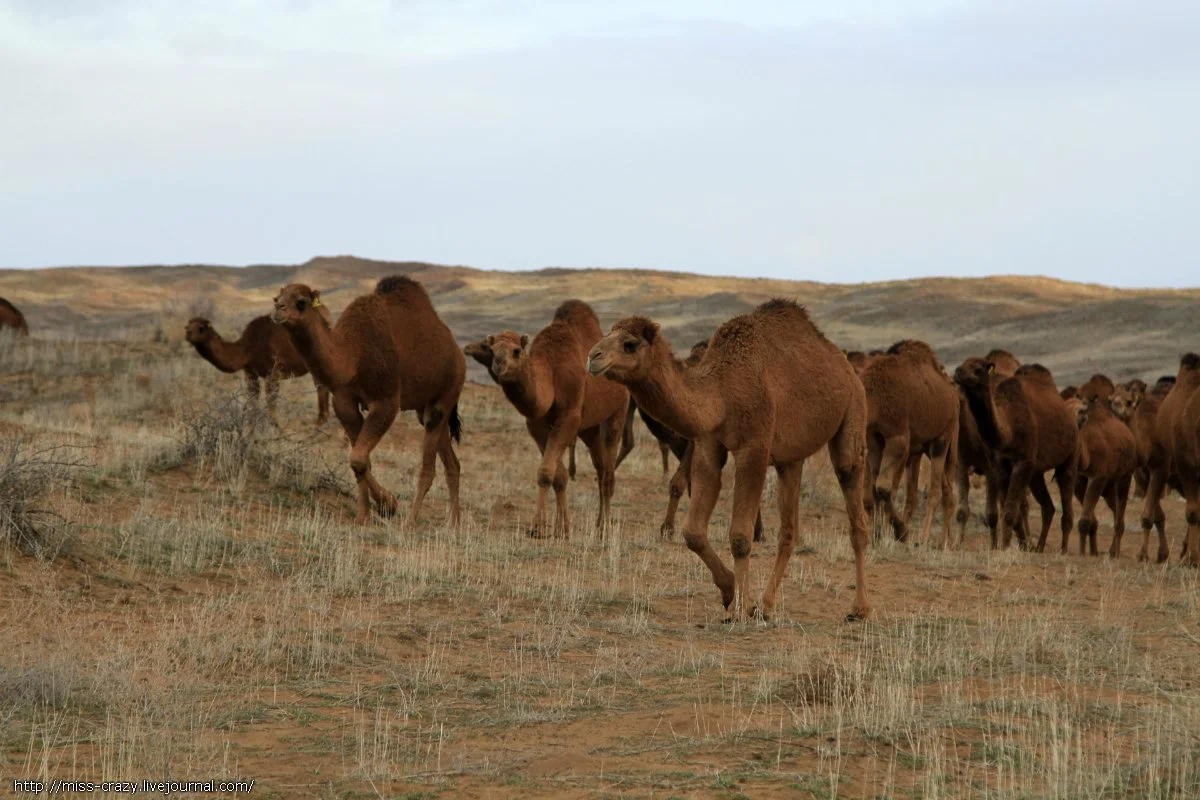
[587,300,871,622]
[650,341,765,543]
[186,314,331,424]
[1139,356,1200,562]
[954,360,1078,552]
[0,297,28,335]
[484,301,630,538]
[954,350,1023,547]
[273,277,464,525]
[1065,394,1137,556]
[1174,368,1200,567]
[861,340,959,547]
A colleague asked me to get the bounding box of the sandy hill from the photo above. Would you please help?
[1,255,1196,385]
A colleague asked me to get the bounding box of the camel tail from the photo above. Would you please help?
[449,404,462,443]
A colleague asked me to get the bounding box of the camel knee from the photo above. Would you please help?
[1187,509,1200,527]
[834,465,858,490]
[1078,518,1098,538]
[552,472,568,492]
[537,466,555,488]
[955,506,969,526]
[350,458,370,478]
[873,484,891,506]
[730,534,752,559]
[423,407,445,432]
[682,531,708,555]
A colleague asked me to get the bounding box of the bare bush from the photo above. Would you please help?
[0,440,87,559]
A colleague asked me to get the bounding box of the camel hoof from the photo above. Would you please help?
[526,528,552,540]
[844,610,867,623]
[659,524,675,540]
[892,520,907,542]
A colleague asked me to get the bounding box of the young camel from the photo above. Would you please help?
[272,277,464,525]
[0,297,29,335]
[953,350,1023,547]
[1112,377,1177,506]
[1064,393,1137,556]
[482,302,630,539]
[861,340,960,547]
[186,314,331,424]
[587,300,871,622]
[1068,373,1118,502]
[1139,355,1200,563]
[954,360,1078,552]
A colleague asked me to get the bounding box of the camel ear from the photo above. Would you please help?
[520,334,529,349]
[986,361,995,374]
[642,322,659,343]
[310,290,322,308]
[485,335,495,346]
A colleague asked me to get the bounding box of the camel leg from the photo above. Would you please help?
[1181,472,1200,568]
[528,421,570,538]
[580,422,619,536]
[865,435,882,519]
[436,426,462,527]
[1027,471,1055,553]
[615,401,636,470]
[680,439,734,613]
[1108,472,1132,558]
[1054,461,1078,553]
[332,393,370,522]
[954,457,972,547]
[660,441,671,476]
[1133,467,1148,500]
[567,439,577,480]
[726,447,769,622]
[829,419,871,621]
[986,466,1004,549]
[264,372,281,424]
[313,377,330,426]
[533,414,580,539]
[902,452,923,534]
[874,435,910,542]
[759,460,803,619]
[1139,468,1168,562]
[1077,476,1107,556]
[921,440,951,548]
[346,398,400,523]
[244,373,262,421]
[1002,461,1034,550]
[661,443,692,539]
[409,407,458,526]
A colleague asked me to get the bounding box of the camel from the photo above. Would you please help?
[1112,377,1176,502]
[482,301,630,538]
[272,276,464,525]
[954,360,1078,552]
[1064,393,1137,556]
[954,350,1024,547]
[648,340,764,543]
[1174,371,1200,567]
[587,300,871,622]
[186,314,331,424]
[1067,373,1118,502]
[1138,355,1200,562]
[0,297,29,335]
[861,340,960,547]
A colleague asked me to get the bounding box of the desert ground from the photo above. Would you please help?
[2,259,1199,799]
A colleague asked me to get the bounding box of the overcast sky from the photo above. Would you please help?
[2,1,1197,286]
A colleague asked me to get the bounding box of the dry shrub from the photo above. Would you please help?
[0,439,86,559]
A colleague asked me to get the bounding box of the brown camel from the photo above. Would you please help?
[0,297,28,336]
[272,276,464,525]
[587,300,871,622]
[1064,393,1137,556]
[1174,369,1200,567]
[1139,355,1200,562]
[1112,377,1176,502]
[1067,373,1118,502]
[954,350,1024,547]
[861,340,960,547]
[650,340,764,543]
[186,314,331,424]
[954,360,1078,552]
[483,301,630,538]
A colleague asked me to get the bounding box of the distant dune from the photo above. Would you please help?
[2,255,1196,385]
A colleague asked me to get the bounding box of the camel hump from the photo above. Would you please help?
[375,275,432,304]
[884,339,939,364]
[553,299,600,328]
[1015,363,1054,381]
[1181,352,1200,371]
[0,297,20,315]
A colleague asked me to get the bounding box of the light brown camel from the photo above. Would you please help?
[272,276,464,525]
[954,360,1078,552]
[1139,355,1200,562]
[861,339,960,547]
[652,340,764,543]
[587,300,871,622]
[1064,393,1136,556]
[186,314,331,424]
[1112,377,1176,503]
[483,301,630,538]
[1067,373,1118,502]
[0,297,29,336]
[1174,368,1200,567]
[954,350,1023,548]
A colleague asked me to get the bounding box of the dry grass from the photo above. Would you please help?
[2,333,1200,798]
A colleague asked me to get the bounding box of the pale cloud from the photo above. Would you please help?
[0,0,1197,286]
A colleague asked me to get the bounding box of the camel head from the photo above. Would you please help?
[953,357,996,394]
[1060,385,1078,401]
[1111,379,1145,421]
[463,338,495,369]
[984,349,1021,378]
[484,331,530,383]
[1065,395,1091,429]
[184,317,215,344]
[587,316,662,382]
[272,284,323,326]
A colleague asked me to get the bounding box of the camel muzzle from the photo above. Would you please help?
[586,353,609,377]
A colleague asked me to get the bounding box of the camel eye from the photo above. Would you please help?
[623,340,638,354]
[512,348,521,358]
[296,299,308,311]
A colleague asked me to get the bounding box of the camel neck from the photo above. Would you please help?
[501,352,555,420]
[192,333,248,373]
[287,315,354,388]
[626,348,721,439]
[962,379,1008,451]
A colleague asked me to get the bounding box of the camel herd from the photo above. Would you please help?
[5,281,1200,623]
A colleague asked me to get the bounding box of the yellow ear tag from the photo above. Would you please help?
[311,296,322,308]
